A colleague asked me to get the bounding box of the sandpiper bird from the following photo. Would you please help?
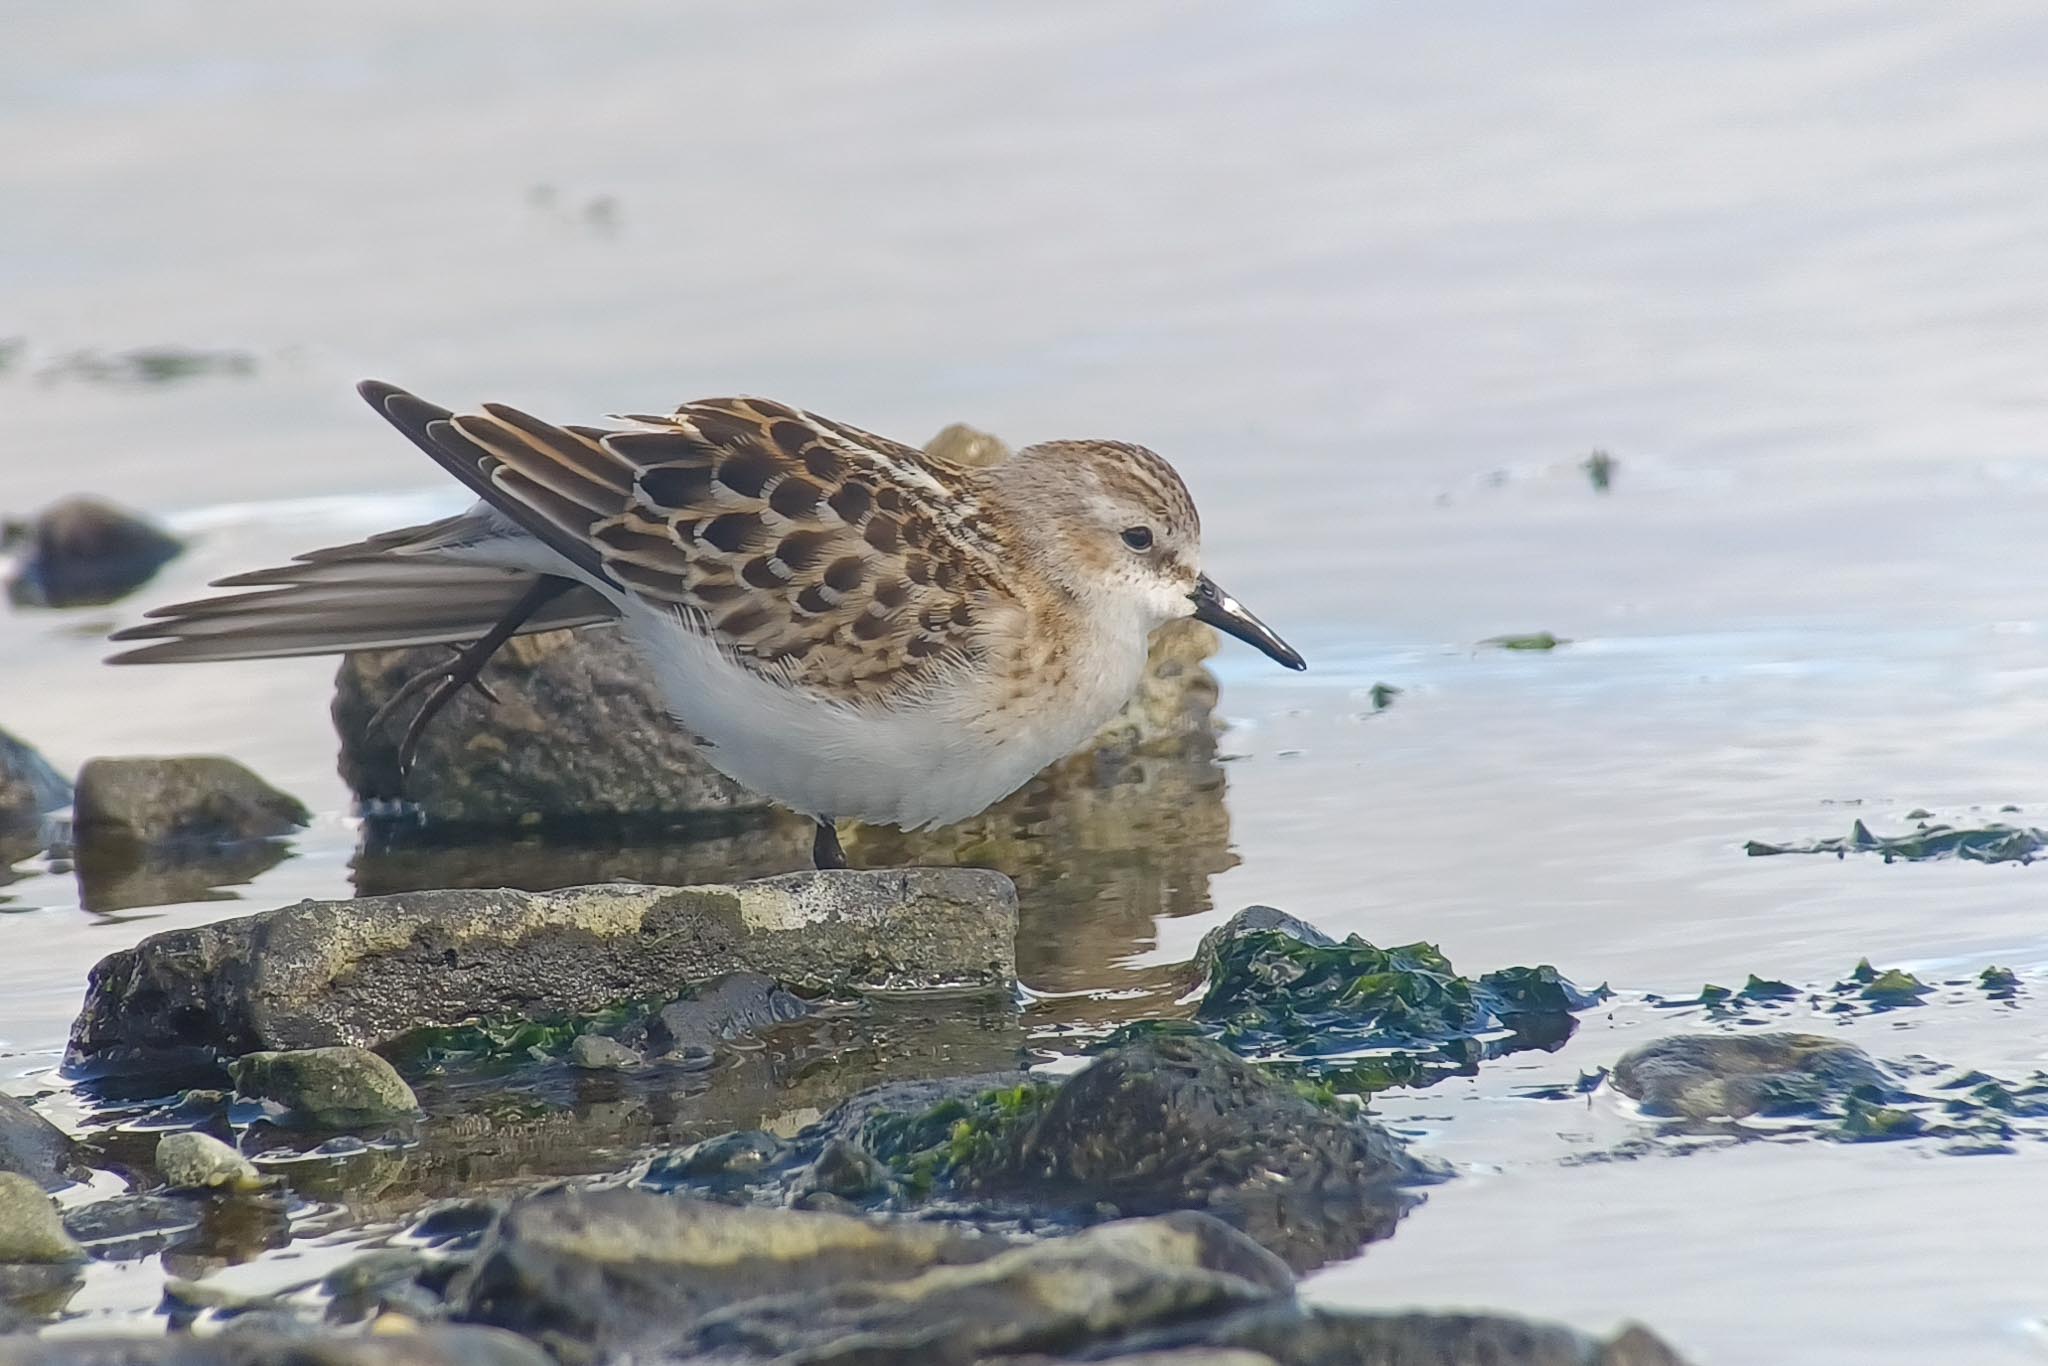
[110,383,1306,868]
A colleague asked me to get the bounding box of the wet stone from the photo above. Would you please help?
[1611,1033,1898,1121]
[1106,1302,1694,1366]
[72,755,309,849]
[0,728,68,859]
[949,1036,1428,1272]
[565,1034,640,1071]
[0,1326,555,1365]
[229,1047,420,1129]
[2,496,183,609]
[67,869,1017,1071]
[155,1131,261,1191]
[0,1173,85,1264]
[449,1186,1005,1358]
[0,1094,82,1191]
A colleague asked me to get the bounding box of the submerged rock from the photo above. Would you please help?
[2,496,183,609]
[67,869,1017,1071]
[0,1326,553,1365]
[154,1131,260,1191]
[0,1173,85,1264]
[334,616,1221,829]
[228,1048,420,1129]
[72,755,309,849]
[1612,1033,1898,1122]
[0,1095,82,1192]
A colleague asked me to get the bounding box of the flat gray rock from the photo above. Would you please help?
[67,869,1016,1071]
[0,1326,550,1365]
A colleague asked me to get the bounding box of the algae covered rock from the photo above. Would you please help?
[0,1173,84,1264]
[67,868,1016,1071]
[1186,904,1604,1093]
[1108,1302,1693,1366]
[72,755,309,848]
[952,1036,1425,1271]
[1612,1033,1897,1122]
[229,1047,420,1129]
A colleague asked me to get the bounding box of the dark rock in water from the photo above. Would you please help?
[449,1184,1288,1363]
[72,755,309,849]
[1612,1033,1898,1121]
[66,869,1016,1072]
[0,729,69,860]
[449,1187,1006,1358]
[0,1326,553,1364]
[644,971,812,1056]
[1106,1301,1694,1365]
[0,1094,83,1191]
[0,1173,85,1263]
[952,1037,1427,1272]
[334,615,1221,830]
[230,1046,420,1129]
[3,496,183,608]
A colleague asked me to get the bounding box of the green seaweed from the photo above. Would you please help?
[1481,632,1567,651]
[1746,819,2047,865]
[859,1081,1059,1195]
[1980,966,2022,1000]
[1186,929,1603,1095]
[1582,450,1617,492]
[391,997,657,1066]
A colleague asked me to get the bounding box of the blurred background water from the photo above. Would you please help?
[7,3,2048,1361]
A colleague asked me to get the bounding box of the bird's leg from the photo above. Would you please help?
[812,819,848,871]
[368,575,574,777]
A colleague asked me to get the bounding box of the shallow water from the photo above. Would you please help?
[8,3,2048,1361]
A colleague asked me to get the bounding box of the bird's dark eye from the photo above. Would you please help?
[1121,526,1154,552]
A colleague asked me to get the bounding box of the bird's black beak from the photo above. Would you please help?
[1190,574,1306,671]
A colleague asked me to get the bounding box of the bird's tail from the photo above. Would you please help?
[106,517,613,664]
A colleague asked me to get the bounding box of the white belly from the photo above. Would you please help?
[617,599,1146,829]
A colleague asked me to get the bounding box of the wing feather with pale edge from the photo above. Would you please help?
[358,382,1000,699]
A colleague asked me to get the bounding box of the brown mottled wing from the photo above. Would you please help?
[362,386,997,700]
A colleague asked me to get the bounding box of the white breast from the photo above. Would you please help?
[617,597,1149,830]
